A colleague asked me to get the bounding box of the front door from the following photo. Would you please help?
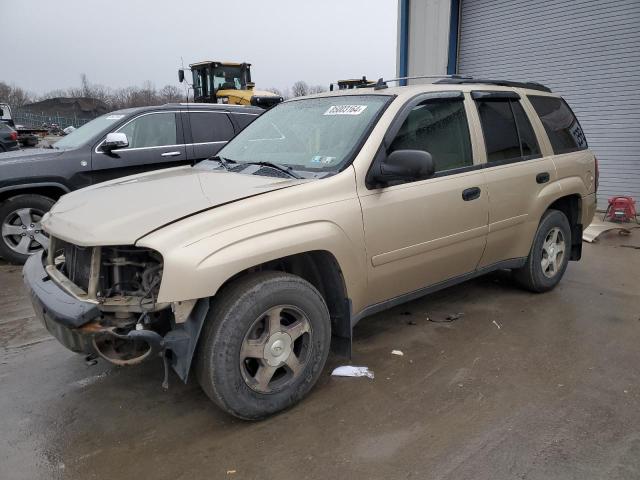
[359,95,489,306]
[90,111,188,184]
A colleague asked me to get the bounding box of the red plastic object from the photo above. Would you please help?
[604,196,637,223]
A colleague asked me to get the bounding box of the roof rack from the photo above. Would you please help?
[372,74,552,93]
[434,78,552,93]
[373,74,470,90]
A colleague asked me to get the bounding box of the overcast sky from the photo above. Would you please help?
[3,0,398,95]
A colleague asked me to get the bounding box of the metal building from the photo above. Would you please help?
[397,0,640,208]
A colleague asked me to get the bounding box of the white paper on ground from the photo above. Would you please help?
[331,366,374,379]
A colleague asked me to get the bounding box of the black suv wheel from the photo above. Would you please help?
[0,194,54,264]
[196,271,331,420]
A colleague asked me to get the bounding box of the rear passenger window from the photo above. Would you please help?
[232,113,259,131]
[389,99,473,174]
[511,102,541,159]
[528,96,587,154]
[187,112,234,143]
[476,99,541,163]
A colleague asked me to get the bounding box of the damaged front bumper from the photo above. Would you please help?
[23,251,209,382]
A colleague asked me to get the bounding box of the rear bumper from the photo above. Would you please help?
[2,141,19,151]
[23,251,99,354]
[583,192,597,227]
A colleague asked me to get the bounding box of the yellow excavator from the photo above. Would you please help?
[179,61,283,109]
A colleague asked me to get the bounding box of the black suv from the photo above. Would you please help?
[0,103,261,263]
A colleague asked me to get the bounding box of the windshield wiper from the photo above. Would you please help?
[205,155,237,170]
[240,161,302,179]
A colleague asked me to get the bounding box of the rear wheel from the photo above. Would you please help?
[513,209,571,292]
[0,195,54,264]
[196,271,331,420]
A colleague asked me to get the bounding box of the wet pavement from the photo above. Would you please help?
[1,232,639,480]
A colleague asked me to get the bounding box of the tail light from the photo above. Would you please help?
[9,131,17,141]
[594,156,599,192]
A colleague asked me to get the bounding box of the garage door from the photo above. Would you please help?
[457,0,640,209]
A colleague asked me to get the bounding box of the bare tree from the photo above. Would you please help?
[0,81,34,111]
[80,73,91,97]
[291,81,310,97]
[265,87,283,97]
[307,84,328,94]
[159,84,183,103]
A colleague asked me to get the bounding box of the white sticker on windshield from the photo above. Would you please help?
[324,105,367,116]
[106,114,125,120]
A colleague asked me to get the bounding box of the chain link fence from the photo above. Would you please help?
[12,111,93,129]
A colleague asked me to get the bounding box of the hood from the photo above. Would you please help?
[43,166,306,246]
[0,147,65,163]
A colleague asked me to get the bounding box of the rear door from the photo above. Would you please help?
[472,91,556,267]
[182,110,235,162]
[90,110,187,184]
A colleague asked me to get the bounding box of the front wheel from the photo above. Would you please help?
[0,194,54,264]
[195,271,331,420]
[513,209,571,293]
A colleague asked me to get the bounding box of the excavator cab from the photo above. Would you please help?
[179,61,282,109]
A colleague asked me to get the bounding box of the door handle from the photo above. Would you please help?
[161,151,182,157]
[536,172,550,184]
[462,187,481,201]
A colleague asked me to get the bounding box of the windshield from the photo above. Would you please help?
[53,112,128,150]
[213,66,244,90]
[216,95,390,173]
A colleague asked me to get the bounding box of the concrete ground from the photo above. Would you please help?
[1,232,639,480]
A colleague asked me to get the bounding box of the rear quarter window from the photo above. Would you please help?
[231,113,259,132]
[187,112,234,143]
[528,96,587,154]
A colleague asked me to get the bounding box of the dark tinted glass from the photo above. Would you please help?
[188,112,234,143]
[232,113,258,131]
[528,96,587,154]
[389,99,473,173]
[511,101,541,159]
[476,100,521,162]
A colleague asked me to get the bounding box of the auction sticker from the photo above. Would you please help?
[324,105,367,116]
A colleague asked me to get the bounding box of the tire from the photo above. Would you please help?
[0,194,55,264]
[0,144,6,152]
[513,209,571,293]
[195,271,331,420]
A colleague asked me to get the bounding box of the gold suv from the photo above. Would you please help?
[24,79,597,419]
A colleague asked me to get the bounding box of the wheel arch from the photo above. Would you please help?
[217,250,353,356]
[544,193,583,260]
[0,182,69,203]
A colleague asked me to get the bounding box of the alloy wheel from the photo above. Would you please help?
[240,305,312,394]
[541,226,565,278]
[1,207,48,255]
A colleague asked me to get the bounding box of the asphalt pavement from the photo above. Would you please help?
[1,231,639,480]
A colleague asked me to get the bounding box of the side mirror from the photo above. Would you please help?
[178,69,185,83]
[372,150,435,185]
[102,132,129,152]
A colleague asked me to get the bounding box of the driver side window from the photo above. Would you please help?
[118,113,177,149]
[389,99,473,174]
